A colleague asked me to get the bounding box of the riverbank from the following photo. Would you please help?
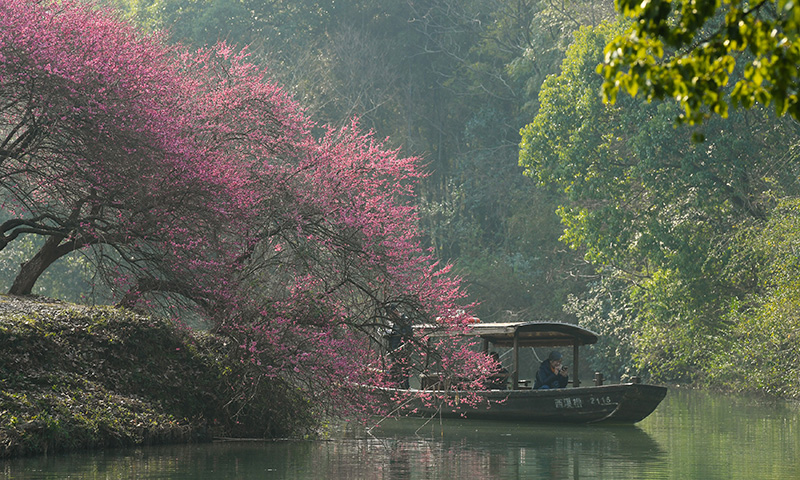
[0,295,310,458]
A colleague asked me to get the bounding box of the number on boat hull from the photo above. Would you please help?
[554,396,615,409]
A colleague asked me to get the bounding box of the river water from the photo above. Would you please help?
[2,387,799,479]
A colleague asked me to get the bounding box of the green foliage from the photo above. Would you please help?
[567,271,716,383]
[627,269,716,382]
[601,0,800,124]
[564,278,640,380]
[521,19,800,384]
[709,199,800,397]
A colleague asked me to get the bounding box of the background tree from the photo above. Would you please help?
[715,199,800,397]
[388,0,616,321]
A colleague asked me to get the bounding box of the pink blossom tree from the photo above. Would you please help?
[0,0,233,299]
[0,0,494,424]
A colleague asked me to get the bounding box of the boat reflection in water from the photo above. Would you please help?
[359,418,666,479]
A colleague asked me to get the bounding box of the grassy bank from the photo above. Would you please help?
[0,295,312,458]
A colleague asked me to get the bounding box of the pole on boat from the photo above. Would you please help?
[573,341,580,387]
[512,329,520,390]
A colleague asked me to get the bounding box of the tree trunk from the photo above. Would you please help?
[9,235,73,295]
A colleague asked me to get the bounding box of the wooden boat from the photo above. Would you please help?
[383,321,667,424]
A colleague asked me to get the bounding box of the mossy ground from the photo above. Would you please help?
[0,295,312,458]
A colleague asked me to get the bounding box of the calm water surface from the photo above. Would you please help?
[2,388,799,479]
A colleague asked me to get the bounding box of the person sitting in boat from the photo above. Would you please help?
[534,351,569,389]
[486,352,509,390]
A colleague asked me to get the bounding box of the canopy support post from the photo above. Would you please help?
[513,330,520,390]
[573,342,580,387]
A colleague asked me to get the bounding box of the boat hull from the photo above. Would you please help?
[387,383,667,424]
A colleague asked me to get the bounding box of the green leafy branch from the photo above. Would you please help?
[600,0,800,124]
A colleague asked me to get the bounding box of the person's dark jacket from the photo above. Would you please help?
[533,360,568,389]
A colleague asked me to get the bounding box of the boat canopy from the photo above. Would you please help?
[415,321,599,388]
[415,321,598,348]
